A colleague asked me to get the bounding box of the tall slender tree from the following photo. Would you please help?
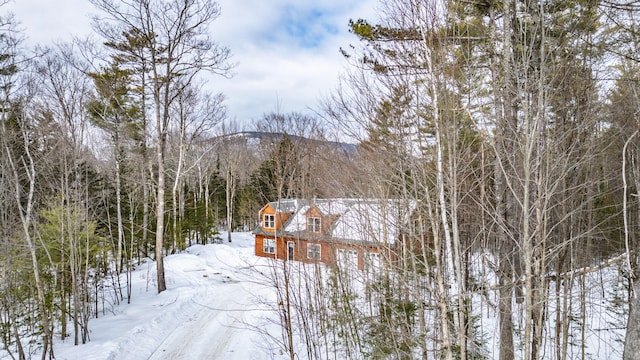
[88,62,141,275]
[90,0,232,292]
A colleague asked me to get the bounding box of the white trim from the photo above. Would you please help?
[263,214,276,229]
[307,217,321,233]
[263,239,276,254]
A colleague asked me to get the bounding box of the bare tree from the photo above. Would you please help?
[1,61,55,360]
[168,85,226,249]
[34,43,103,345]
[216,121,252,242]
[91,0,233,293]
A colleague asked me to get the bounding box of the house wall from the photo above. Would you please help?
[254,234,395,271]
[296,238,334,266]
[329,241,388,270]
[255,234,289,260]
[254,234,267,258]
[254,235,328,264]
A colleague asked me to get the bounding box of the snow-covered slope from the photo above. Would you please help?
[30,232,628,360]
[48,232,281,360]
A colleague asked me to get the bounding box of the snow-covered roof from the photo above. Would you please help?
[279,198,416,245]
[286,205,311,232]
[330,199,414,244]
[267,199,299,213]
[314,199,351,216]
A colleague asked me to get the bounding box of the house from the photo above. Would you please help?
[253,198,419,270]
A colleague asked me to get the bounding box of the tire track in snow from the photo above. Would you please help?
[146,279,253,359]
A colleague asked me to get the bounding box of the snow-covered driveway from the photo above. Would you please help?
[146,280,250,360]
[48,233,280,360]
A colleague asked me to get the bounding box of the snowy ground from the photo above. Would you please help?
[11,232,628,359]
[46,232,285,360]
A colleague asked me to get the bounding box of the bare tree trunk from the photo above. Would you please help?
[142,168,150,259]
[225,168,235,242]
[128,194,135,304]
[487,0,517,355]
[155,135,167,293]
[115,155,124,275]
[59,185,67,341]
[3,116,53,360]
[13,321,26,360]
[172,158,183,251]
[623,131,640,359]
[625,281,640,359]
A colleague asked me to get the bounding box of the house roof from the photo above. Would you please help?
[265,199,300,213]
[258,198,416,245]
[330,200,414,244]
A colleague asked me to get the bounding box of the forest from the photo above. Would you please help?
[1,0,640,359]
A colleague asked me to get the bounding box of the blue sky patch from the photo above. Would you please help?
[279,5,339,48]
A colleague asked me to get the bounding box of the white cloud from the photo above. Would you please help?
[5,0,378,126]
[212,0,378,123]
[6,0,94,44]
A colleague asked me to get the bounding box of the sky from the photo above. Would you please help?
[5,0,378,127]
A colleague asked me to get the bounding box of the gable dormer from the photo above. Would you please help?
[303,202,344,237]
[259,201,294,232]
[305,205,323,234]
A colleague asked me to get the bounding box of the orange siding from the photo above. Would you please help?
[254,234,290,260]
[255,235,402,271]
[305,206,323,235]
[299,239,333,266]
[304,206,338,237]
[254,234,270,258]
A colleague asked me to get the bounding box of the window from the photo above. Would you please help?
[413,218,425,235]
[263,214,275,229]
[337,248,358,267]
[263,239,276,254]
[307,243,321,260]
[287,241,295,261]
[366,251,382,272]
[307,217,321,233]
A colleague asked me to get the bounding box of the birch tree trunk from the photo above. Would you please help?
[2,108,54,360]
[623,131,640,359]
[91,0,232,293]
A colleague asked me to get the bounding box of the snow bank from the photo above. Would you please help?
[40,232,284,360]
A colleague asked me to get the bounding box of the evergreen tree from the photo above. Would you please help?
[88,62,142,275]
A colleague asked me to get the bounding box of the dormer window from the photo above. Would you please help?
[307,217,321,233]
[264,214,276,229]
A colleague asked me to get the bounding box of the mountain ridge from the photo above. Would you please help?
[219,130,358,156]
